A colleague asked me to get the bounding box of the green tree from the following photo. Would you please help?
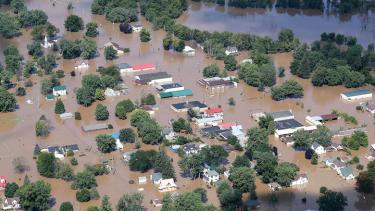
[258,114,275,134]
[58,39,82,59]
[35,119,50,137]
[216,181,242,211]
[356,171,374,194]
[203,64,220,78]
[232,155,250,168]
[96,134,117,153]
[0,88,16,112]
[0,12,20,38]
[193,188,208,203]
[5,182,19,198]
[129,150,157,172]
[95,89,105,101]
[172,118,192,133]
[116,193,143,211]
[37,152,56,178]
[76,188,91,202]
[201,145,229,167]
[72,170,97,189]
[105,7,137,23]
[229,167,255,193]
[154,151,176,179]
[271,80,304,101]
[254,152,278,183]
[130,109,151,127]
[140,28,151,42]
[80,38,97,59]
[27,41,43,57]
[275,162,299,187]
[224,55,237,71]
[100,195,113,211]
[293,130,312,149]
[55,162,74,181]
[178,153,205,179]
[55,99,65,114]
[104,46,117,60]
[115,100,135,119]
[64,15,84,32]
[140,93,156,105]
[85,22,99,37]
[138,119,163,144]
[311,125,332,147]
[119,128,136,143]
[246,127,270,153]
[95,104,109,120]
[316,189,348,211]
[59,202,73,211]
[16,180,51,211]
[76,86,94,106]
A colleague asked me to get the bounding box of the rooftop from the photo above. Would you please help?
[206,108,224,115]
[160,83,183,90]
[269,110,293,119]
[160,89,193,98]
[132,63,155,70]
[342,89,372,97]
[135,72,171,84]
[53,85,66,91]
[171,101,207,110]
[115,63,131,69]
[81,124,109,132]
[340,166,353,177]
[275,119,303,130]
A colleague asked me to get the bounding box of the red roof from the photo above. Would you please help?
[219,122,236,129]
[132,63,155,70]
[0,176,7,188]
[206,108,223,115]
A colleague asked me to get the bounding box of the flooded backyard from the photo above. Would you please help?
[0,0,374,210]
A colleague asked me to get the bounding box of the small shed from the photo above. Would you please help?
[138,176,147,185]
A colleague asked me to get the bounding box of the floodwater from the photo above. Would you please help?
[177,1,375,46]
[0,0,374,210]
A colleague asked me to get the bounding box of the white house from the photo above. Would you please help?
[340,89,372,101]
[274,119,305,138]
[270,110,294,121]
[363,102,375,114]
[52,85,67,97]
[74,60,89,70]
[138,176,147,185]
[104,88,121,97]
[158,178,177,192]
[183,46,196,56]
[2,198,21,210]
[203,166,220,184]
[311,142,326,155]
[0,176,7,190]
[131,24,143,32]
[122,150,137,162]
[225,46,238,55]
[41,36,53,49]
[111,133,124,150]
[291,173,308,186]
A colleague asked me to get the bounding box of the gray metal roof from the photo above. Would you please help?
[275,119,303,130]
[342,89,371,97]
[270,110,293,119]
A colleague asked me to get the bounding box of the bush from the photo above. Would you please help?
[203,64,220,78]
[37,152,56,178]
[66,150,74,157]
[76,188,91,202]
[140,29,151,42]
[59,202,73,211]
[311,153,318,165]
[95,104,109,121]
[90,188,100,200]
[70,158,78,166]
[55,99,65,114]
[16,87,26,96]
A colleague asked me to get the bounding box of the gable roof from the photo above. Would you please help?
[206,108,223,115]
[342,89,371,97]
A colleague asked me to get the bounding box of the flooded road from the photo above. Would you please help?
[177,1,375,46]
[0,0,374,210]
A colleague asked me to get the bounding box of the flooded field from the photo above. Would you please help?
[177,1,375,46]
[0,0,374,210]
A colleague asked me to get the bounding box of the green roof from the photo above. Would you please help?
[159,89,193,98]
[46,94,54,100]
[53,85,66,91]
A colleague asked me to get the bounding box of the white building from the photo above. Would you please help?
[115,63,133,74]
[203,168,220,184]
[341,89,372,101]
[274,119,305,138]
[131,24,143,32]
[270,110,294,121]
[183,46,196,56]
[41,36,53,49]
[225,46,238,55]
[158,178,177,192]
[52,85,67,97]
[291,173,308,186]
[138,176,147,184]
[104,88,121,97]
[74,60,89,70]
[2,198,21,210]
[311,142,326,155]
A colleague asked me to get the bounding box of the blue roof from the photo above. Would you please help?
[342,89,371,97]
[152,172,162,181]
[115,63,131,69]
[161,83,182,89]
[112,132,120,139]
[340,166,353,177]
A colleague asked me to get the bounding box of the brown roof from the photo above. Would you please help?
[320,114,338,121]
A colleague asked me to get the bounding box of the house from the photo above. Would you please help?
[183,46,196,56]
[219,125,247,147]
[327,143,344,151]
[138,176,147,185]
[152,199,162,207]
[311,142,326,155]
[162,127,176,142]
[291,173,308,186]
[269,110,294,121]
[140,104,158,115]
[159,89,193,99]
[205,107,224,117]
[115,63,133,74]
[111,133,124,150]
[363,102,375,114]
[182,144,200,156]
[131,24,142,32]
[274,119,305,138]
[338,166,355,180]
[132,63,156,72]
[340,89,372,101]
[170,101,208,112]
[44,146,65,160]
[325,157,346,172]
[104,42,124,54]
[320,114,338,122]
[198,77,237,90]
[41,36,53,48]
[74,60,89,70]
[104,88,121,97]
[156,83,184,93]
[135,72,172,85]
[52,85,67,96]
[122,150,138,162]
[150,172,163,184]
[268,182,281,191]
[203,167,220,184]
[371,144,375,151]
[158,178,177,192]
[201,126,227,137]
[2,198,21,210]
[195,115,223,127]
[367,153,375,160]
[0,176,7,190]
[225,46,238,55]
[81,124,109,132]
[63,144,79,154]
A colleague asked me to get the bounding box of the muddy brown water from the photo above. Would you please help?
[178,1,375,46]
[0,0,374,210]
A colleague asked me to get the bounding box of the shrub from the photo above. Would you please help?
[76,188,91,202]
[59,202,73,211]
[70,158,78,166]
[95,104,109,121]
[16,87,26,96]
